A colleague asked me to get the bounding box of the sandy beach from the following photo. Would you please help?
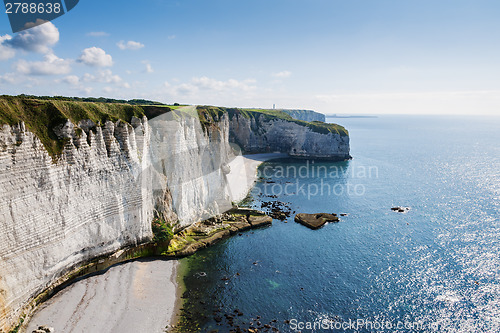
[226,153,288,202]
[25,259,178,333]
[24,153,283,333]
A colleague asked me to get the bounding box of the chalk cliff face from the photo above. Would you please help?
[0,118,156,331]
[147,109,233,226]
[228,112,350,160]
[0,106,233,332]
[280,109,326,122]
[0,102,349,331]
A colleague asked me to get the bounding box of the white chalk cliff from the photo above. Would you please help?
[228,111,350,160]
[280,109,326,122]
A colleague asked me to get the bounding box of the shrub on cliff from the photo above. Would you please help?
[152,217,174,243]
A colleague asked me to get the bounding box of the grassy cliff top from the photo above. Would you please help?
[0,95,189,158]
[197,106,349,136]
[12,94,169,106]
[0,96,347,159]
[0,95,148,158]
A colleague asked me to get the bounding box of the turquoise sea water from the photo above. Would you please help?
[179,115,500,332]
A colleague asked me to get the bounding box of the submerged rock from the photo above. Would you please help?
[294,213,339,229]
[391,206,411,213]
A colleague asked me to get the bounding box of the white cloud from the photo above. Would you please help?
[6,20,59,53]
[82,69,130,88]
[142,60,154,73]
[191,76,256,92]
[176,83,198,96]
[272,70,292,78]
[155,76,259,104]
[62,75,80,85]
[82,87,93,95]
[87,31,110,37]
[168,35,176,40]
[15,53,72,75]
[0,72,18,84]
[0,35,15,60]
[97,70,122,84]
[78,47,113,67]
[82,73,96,81]
[117,40,144,50]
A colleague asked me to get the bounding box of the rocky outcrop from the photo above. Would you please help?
[228,110,350,160]
[165,208,271,257]
[391,206,411,213]
[294,213,339,229]
[280,109,326,122]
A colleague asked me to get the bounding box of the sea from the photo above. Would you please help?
[177,115,500,333]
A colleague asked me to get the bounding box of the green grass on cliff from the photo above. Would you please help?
[197,105,349,136]
[0,95,146,158]
[152,217,174,243]
[0,96,347,160]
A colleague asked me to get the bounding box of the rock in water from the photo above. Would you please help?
[391,206,411,213]
[248,215,273,227]
[294,213,339,229]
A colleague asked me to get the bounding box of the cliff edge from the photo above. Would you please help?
[280,109,326,122]
[198,106,350,160]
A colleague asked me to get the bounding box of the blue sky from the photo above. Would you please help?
[1,0,500,115]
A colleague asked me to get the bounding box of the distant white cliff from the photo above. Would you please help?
[227,109,350,160]
[280,109,326,122]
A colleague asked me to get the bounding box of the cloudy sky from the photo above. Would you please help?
[1,0,500,115]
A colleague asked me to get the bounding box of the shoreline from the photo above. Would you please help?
[24,258,179,333]
[170,260,181,331]
[22,153,281,333]
[168,154,284,331]
[227,153,288,202]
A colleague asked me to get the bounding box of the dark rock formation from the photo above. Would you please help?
[391,206,411,213]
[294,213,339,229]
[248,215,273,227]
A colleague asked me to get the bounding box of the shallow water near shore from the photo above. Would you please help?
[177,115,500,332]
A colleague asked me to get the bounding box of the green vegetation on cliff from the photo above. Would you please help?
[0,95,189,159]
[0,96,347,160]
[151,217,174,243]
[196,105,230,132]
[14,94,168,106]
[197,105,349,136]
[0,95,146,158]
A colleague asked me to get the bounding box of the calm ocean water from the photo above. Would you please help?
[178,115,500,332]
